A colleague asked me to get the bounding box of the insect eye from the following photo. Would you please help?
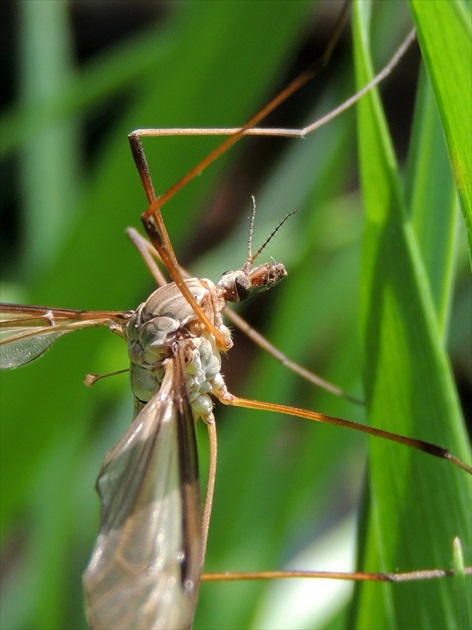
[217,270,252,302]
[235,275,252,301]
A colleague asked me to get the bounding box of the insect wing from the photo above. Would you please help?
[83,350,202,630]
[0,304,127,369]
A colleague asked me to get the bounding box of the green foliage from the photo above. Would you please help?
[351,1,471,628]
[410,0,472,241]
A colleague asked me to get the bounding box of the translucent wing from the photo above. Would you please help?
[0,304,127,369]
[83,347,202,630]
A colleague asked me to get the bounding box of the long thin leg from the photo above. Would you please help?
[220,392,472,475]
[201,419,218,563]
[202,566,472,584]
[125,227,168,287]
[128,28,416,211]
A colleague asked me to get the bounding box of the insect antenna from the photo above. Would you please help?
[244,196,297,269]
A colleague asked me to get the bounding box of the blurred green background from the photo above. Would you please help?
[1,1,470,629]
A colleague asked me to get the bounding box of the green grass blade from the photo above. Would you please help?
[351,1,472,628]
[409,0,472,250]
[16,1,82,277]
[405,69,459,336]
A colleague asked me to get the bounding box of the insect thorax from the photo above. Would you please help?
[126,278,232,421]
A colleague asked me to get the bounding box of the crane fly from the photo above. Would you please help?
[1,1,471,628]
